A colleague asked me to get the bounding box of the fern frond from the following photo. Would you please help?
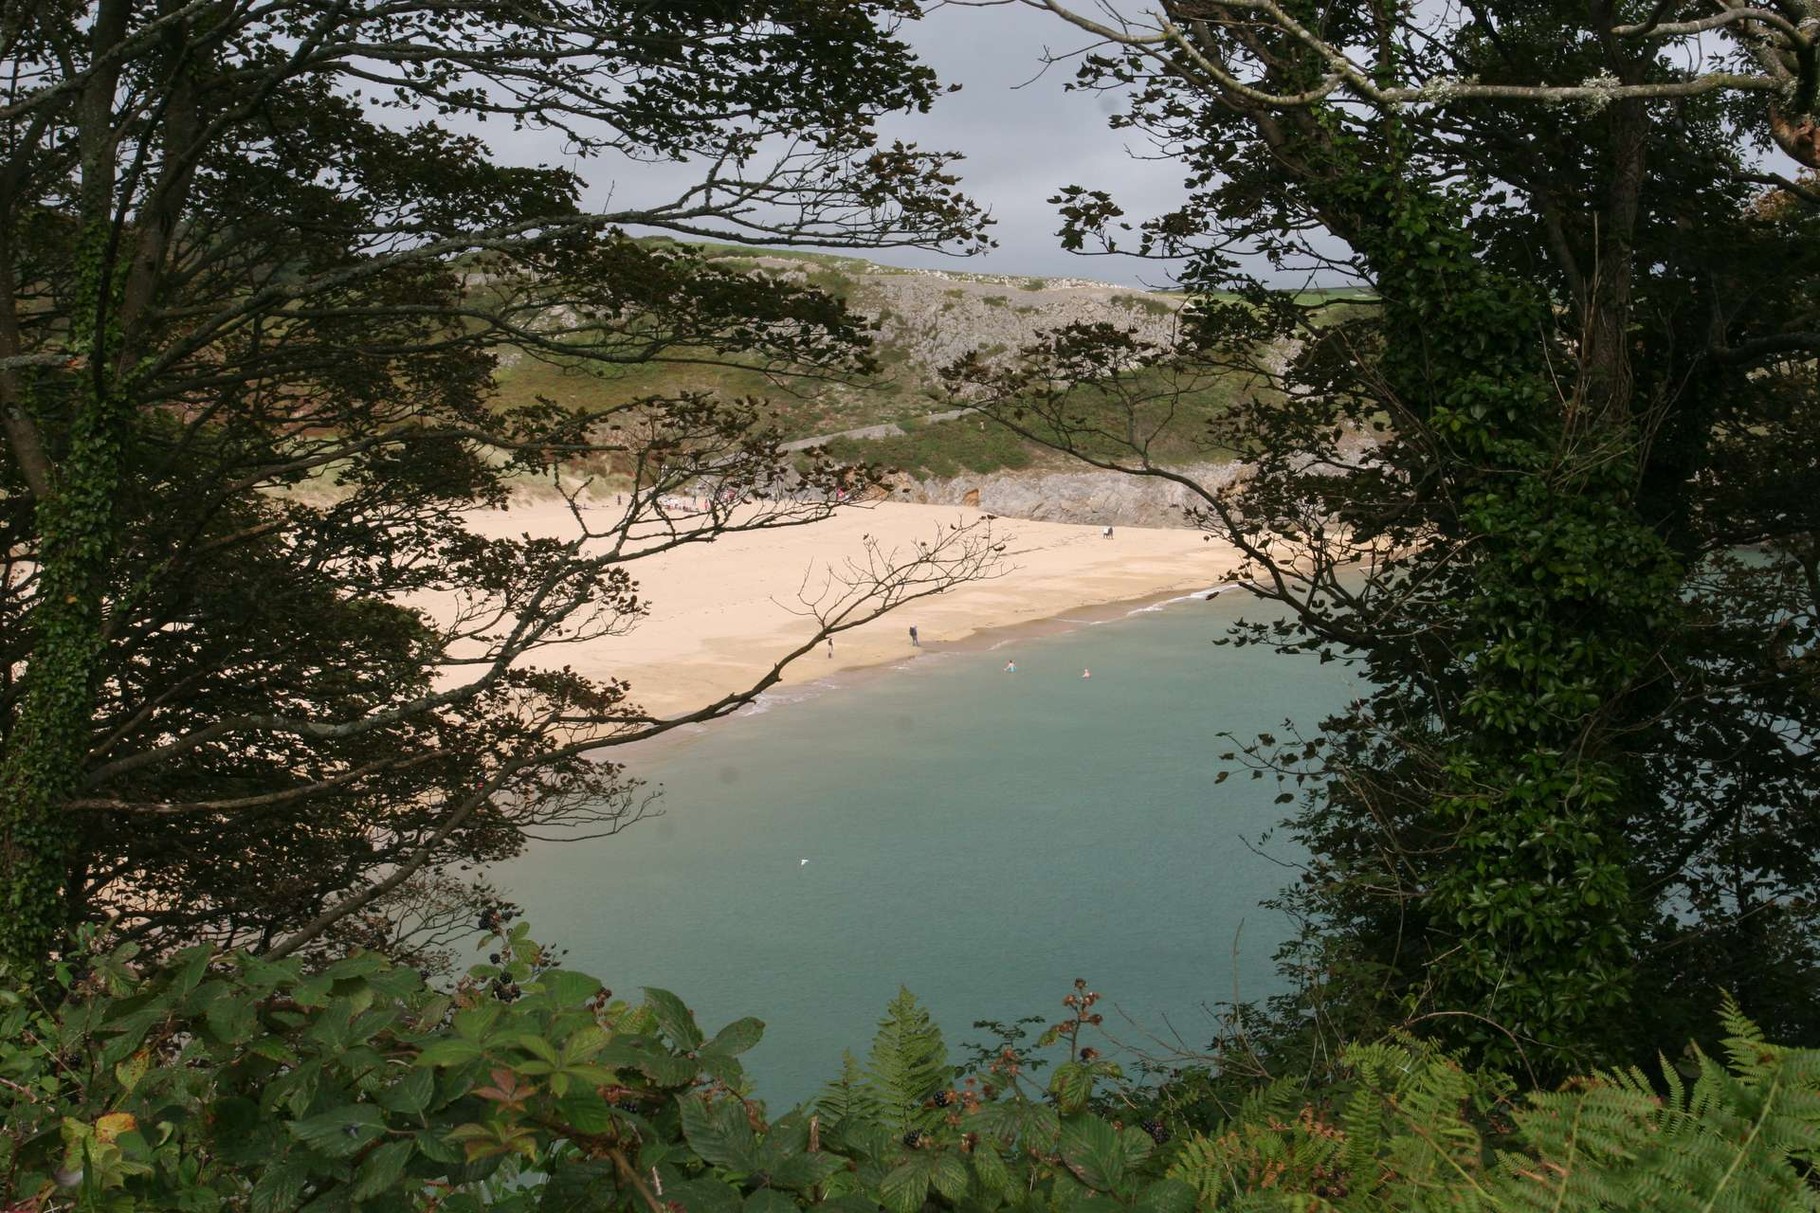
[1493,1010,1820,1212]
[863,987,949,1136]
[817,1049,882,1129]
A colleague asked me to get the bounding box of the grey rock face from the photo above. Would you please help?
[896,462,1242,528]
[744,256,1183,377]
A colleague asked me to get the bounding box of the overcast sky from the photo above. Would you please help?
[555,4,1190,288]
[858,3,1190,285]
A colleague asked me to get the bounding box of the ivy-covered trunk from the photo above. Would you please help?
[0,361,132,967]
[0,0,135,968]
[1341,157,1683,1071]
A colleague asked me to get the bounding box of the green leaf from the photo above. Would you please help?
[1135,1178,1196,1213]
[697,1049,748,1088]
[817,1199,880,1213]
[1049,1062,1094,1115]
[1060,1115,1125,1191]
[707,1016,765,1057]
[531,968,606,1006]
[205,993,259,1045]
[971,1142,1012,1196]
[287,1103,387,1158]
[602,1038,699,1086]
[452,1002,502,1042]
[250,1159,310,1213]
[375,1066,435,1116]
[644,988,706,1050]
[743,1189,796,1213]
[879,1158,932,1213]
[669,1178,743,1213]
[762,1149,846,1193]
[557,1088,616,1135]
[323,953,390,982]
[679,1095,759,1172]
[1074,1197,1128,1213]
[930,1152,969,1201]
[352,1138,415,1201]
[416,1038,485,1068]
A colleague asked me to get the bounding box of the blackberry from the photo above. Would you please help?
[929,1090,954,1108]
[488,953,500,964]
[1139,1120,1170,1145]
[901,1130,926,1149]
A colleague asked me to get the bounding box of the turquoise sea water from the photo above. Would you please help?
[495,592,1356,1106]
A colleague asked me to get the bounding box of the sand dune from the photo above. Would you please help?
[459,496,1245,716]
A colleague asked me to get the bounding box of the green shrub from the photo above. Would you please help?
[4,929,1815,1211]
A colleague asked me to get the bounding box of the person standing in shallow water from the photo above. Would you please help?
[1004,660,1016,673]
[909,625,919,647]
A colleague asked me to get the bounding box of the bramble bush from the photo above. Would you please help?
[3,924,1817,1211]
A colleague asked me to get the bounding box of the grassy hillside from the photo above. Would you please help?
[487,244,1341,478]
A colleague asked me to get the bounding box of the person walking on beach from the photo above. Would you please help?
[909,625,919,647]
[827,637,834,659]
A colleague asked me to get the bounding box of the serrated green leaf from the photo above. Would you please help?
[604,1039,699,1086]
[707,1016,765,1057]
[644,987,705,1050]
[323,953,390,982]
[250,1159,310,1213]
[1050,1062,1094,1115]
[743,1189,796,1213]
[557,1088,616,1135]
[972,1142,1012,1195]
[532,969,606,1006]
[679,1095,758,1172]
[413,1126,461,1166]
[1135,1177,1195,1213]
[763,1149,845,1192]
[971,1098,1059,1148]
[352,1138,414,1201]
[1117,1123,1154,1173]
[1074,1196,1127,1213]
[416,1038,484,1068]
[205,994,258,1045]
[287,1103,387,1158]
[1061,1115,1125,1191]
[669,1178,743,1213]
[879,1158,932,1213]
[452,1002,501,1042]
[931,1152,969,1201]
[375,1066,435,1116]
[817,1198,880,1213]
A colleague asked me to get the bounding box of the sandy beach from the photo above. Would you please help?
[458,496,1244,716]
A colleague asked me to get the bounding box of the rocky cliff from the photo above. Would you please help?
[895,461,1241,528]
[734,254,1183,380]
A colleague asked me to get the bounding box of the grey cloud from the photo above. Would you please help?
[455,5,1190,286]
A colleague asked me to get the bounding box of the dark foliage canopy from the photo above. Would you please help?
[957,0,1820,1076]
[0,0,995,968]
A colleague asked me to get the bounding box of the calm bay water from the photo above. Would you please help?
[495,592,1355,1106]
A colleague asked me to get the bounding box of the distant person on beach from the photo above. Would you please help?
[1103,526,1113,539]
[827,637,834,659]
[1004,660,1016,673]
[909,625,919,647]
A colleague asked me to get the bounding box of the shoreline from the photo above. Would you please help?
[619,578,1252,760]
[451,496,1247,721]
